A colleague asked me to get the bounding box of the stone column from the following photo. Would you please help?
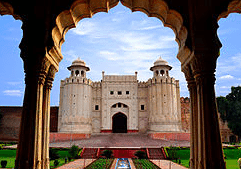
[190,54,225,169]
[183,65,198,169]
[15,59,49,169]
[41,66,56,169]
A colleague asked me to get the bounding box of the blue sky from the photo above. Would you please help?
[0,4,241,106]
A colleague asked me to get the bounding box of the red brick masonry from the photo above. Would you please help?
[101,130,139,133]
[49,133,90,143]
[149,133,190,141]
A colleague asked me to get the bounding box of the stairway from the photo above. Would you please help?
[147,148,166,159]
[81,148,98,159]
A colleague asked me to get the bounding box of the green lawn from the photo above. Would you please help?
[0,149,72,168]
[0,149,16,168]
[133,159,160,169]
[85,158,114,169]
[167,147,241,169]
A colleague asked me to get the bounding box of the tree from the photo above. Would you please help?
[68,145,80,159]
[217,86,241,138]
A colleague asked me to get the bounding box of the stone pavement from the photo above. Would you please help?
[50,133,190,148]
[151,159,188,169]
[56,159,94,169]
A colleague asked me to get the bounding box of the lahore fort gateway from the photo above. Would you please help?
[0,57,236,143]
[58,57,182,134]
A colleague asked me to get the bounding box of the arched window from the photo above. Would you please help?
[75,70,79,76]
[156,70,159,76]
[81,70,85,77]
[160,70,165,76]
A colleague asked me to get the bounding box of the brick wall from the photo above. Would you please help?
[180,97,191,132]
[180,97,238,142]
[0,106,58,141]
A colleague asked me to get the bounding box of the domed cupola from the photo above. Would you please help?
[67,58,90,78]
[150,57,172,77]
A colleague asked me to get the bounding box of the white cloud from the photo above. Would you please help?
[136,25,162,31]
[99,51,120,60]
[110,31,176,52]
[220,86,230,89]
[3,90,22,97]
[7,82,22,86]
[62,50,79,62]
[219,75,234,79]
[72,20,96,36]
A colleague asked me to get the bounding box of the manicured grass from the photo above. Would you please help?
[0,149,16,168]
[133,159,160,169]
[0,149,73,168]
[0,157,15,168]
[85,158,114,169]
[166,147,241,169]
[226,159,239,169]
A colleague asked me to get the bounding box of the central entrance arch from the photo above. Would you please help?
[112,112,127,133]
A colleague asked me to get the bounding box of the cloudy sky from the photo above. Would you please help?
[0,4,241,106]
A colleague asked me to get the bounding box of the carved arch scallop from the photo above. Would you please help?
[0,1,21,20]
[218,0,241,20]
[51,0,190,59]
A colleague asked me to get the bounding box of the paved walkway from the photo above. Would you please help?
[50,133,190,148]
[151,159,188,169]
[56,159,94,169]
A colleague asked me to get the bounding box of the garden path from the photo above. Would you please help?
[151,159,188,169]
[50,133,190,148]
[56,159,93,169]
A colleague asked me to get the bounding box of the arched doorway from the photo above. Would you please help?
[112,112,127,133]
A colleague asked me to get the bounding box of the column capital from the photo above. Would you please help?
[189,50,218,79]
[45,65,57,90]
[24,57,51,86]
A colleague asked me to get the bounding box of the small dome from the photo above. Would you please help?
[150,56,172,71]
[72,58,86,67]
[67,57,90,71]
[154,56,168,66]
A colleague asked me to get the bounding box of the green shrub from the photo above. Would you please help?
[54,159,59,167]
[49,148,60,160]
[1,160,7,168]
[68,145,80,159]
[134,150,147,159]
[133,159,159,169]
[101,149,113,158]
[85,159,114,169]
[168,146,178,160]
[0,144,3,150]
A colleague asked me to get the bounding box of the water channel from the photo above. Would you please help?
[115,158,131,169]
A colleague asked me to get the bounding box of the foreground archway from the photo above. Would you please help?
[112,112,127,133]
[2,0,238,168]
